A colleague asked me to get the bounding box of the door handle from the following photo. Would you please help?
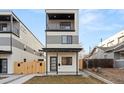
[58,63,60,66]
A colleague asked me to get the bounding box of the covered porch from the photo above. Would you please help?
[43,48,82,75]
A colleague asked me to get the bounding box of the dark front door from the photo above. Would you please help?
[0,59,7,73]
[50,57,57,72]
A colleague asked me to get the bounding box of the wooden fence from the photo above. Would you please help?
[79,59,87,71]
[87,59,114,68]
[14,61,45,74]
[79,59,114,70]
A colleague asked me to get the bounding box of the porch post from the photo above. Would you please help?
[76,52,78,75]
[56,52,58,74]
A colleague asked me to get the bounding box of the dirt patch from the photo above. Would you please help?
[24,75,104,84]
[87,68,124,84]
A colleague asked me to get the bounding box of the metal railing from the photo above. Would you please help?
[46,23,74,30]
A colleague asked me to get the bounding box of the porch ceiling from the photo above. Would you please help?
[43,48,82,52]
[48,13,74,20]
[0,15,17,21]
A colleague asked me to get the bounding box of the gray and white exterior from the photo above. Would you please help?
[89,30,124,68]
[0,11,44,74]
[43,9,82,75]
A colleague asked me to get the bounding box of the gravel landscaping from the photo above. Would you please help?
[24,75,104,84]
[87,68,124,84]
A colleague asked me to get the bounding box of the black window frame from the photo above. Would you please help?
[61,35,72,44]
[0,23,7,31]
[61,57,72,65]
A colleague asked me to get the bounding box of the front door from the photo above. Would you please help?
[50,57,57,72]
[0,59,7,73]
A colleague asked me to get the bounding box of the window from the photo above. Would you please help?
[61,57,72,65]
[0,59,7,73]
[118,36,124,44]
[107,40,114,47]
[60,22,71,30]
[0,23,7,31]
[62,35,72,44]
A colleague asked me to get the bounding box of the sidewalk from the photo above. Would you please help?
[0,75,25,84]
[7,74,45,84]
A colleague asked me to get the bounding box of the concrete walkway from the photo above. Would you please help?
[0,75,25,84]
[6,74,45,84]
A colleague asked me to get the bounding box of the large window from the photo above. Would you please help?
[62,35,72,44]
[60,22,71,30]
[61,57,72,65]
[0,23,7,31]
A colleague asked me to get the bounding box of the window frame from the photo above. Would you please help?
[61,35,72,44]
[60,22,71,30]
[61,57,72,65]
[0,23,7,31]
[118,36,124,44]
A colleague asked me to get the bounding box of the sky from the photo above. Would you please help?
[12,9,124,53]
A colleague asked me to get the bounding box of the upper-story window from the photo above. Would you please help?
[60,22,71,30]
[0,23,7,31]
[118,36,124,44]
[62,35,72,44]
[107,40,114,47]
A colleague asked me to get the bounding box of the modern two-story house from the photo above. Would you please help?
[0,11,44,74]
[43,9,82,75]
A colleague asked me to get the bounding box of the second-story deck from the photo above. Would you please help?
[0,15,20,36]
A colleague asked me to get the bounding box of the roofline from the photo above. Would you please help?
[42,48,82,52]
[1,10,45,47]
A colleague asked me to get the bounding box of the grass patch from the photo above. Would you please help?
[24,75,104,84]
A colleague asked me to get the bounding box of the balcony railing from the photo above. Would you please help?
[46,23,74,31]
[0,27,19,36]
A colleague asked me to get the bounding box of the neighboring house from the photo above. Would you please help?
[43,9,82,75]
[89,30,124,68]
[0,11,44,74]
[89,47,114,59]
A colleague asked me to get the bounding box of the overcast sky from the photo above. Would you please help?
[12,9,124,53]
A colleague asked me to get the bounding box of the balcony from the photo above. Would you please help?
[46,22,75,31]
[0,15,20,37]
[0,23,20,36]
[46,13,75,31]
